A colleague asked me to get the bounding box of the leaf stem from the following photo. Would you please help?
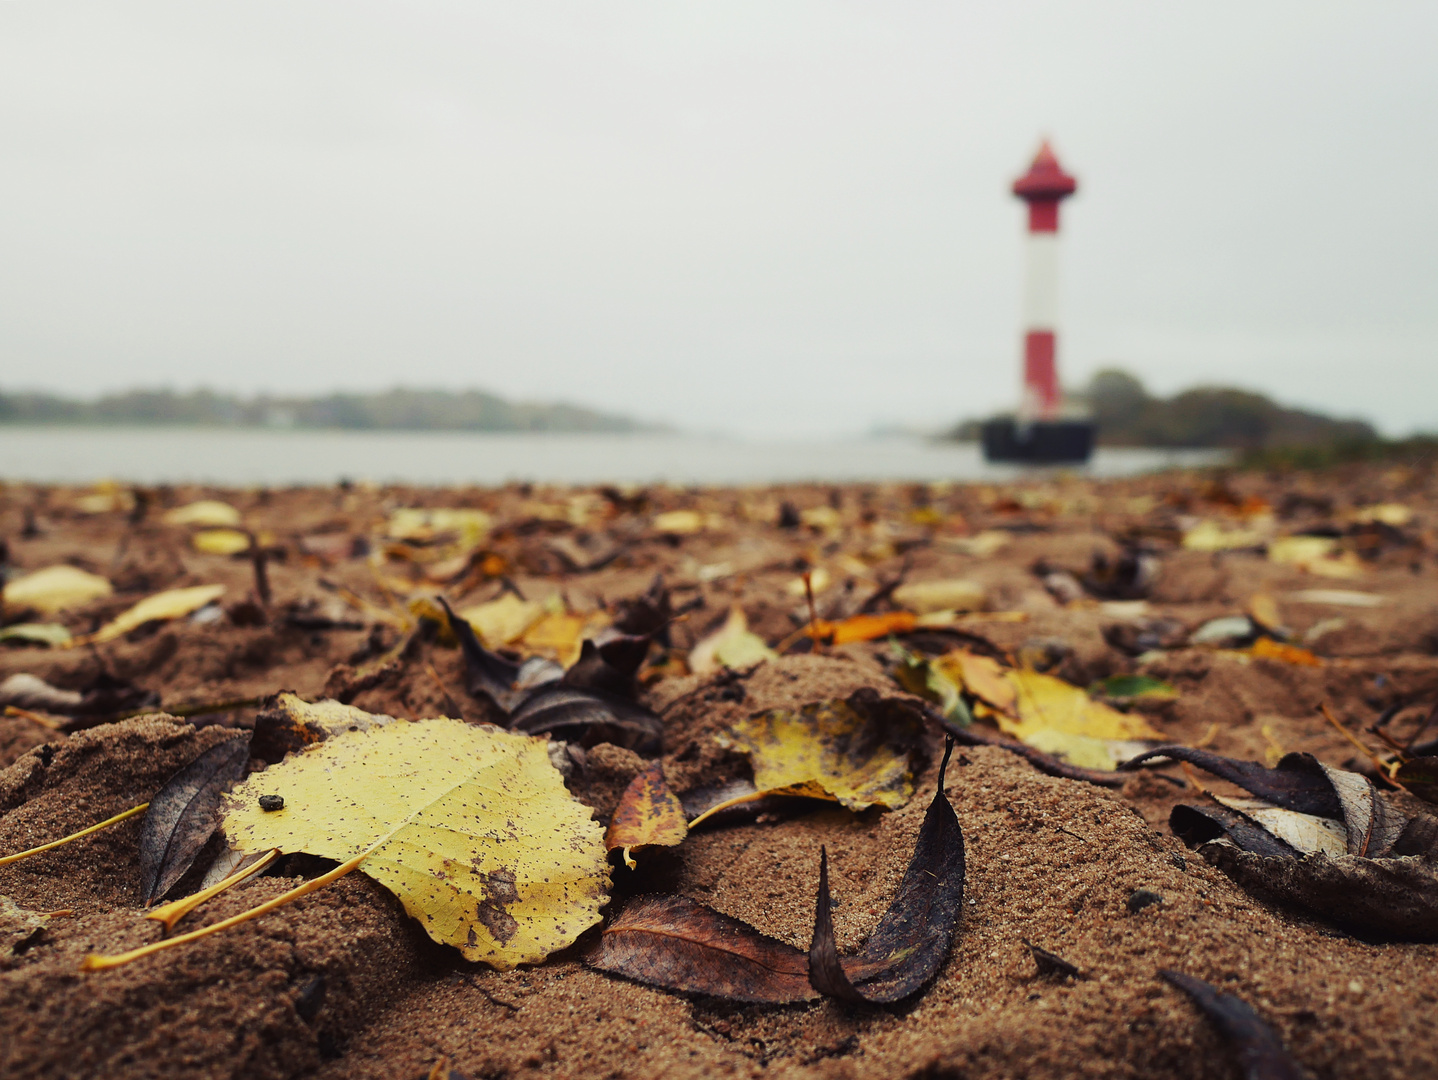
[145,849,280,931]
[0,802,150,867]
[83,841,379,971]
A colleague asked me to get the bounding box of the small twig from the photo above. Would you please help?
[803,570,823,653]
[1321,703,1410,794]
[4,705,64,730]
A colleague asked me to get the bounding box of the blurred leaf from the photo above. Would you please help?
[892,578,987,615]
[1395,757,1438,805]
[893,650,971,727]
[460,593,545,647]
[1268,536,1364,578]
[1182,520,1265,551]
[78,584,226,645]
[0,623,72,647]
[2,565,112,615]
[1089,674,1178,701]
[386,508,491,547]
[999,669,1162,771]
[509,683,664,756]
[808,739,965,1003]
[162,500,241,527]
[605,762,688,869]
[191,528,251,555]
[811,611,917,645]
[652,510,703,535]
[689,607,775,677]
[1250,638,1322,667]
[139,735,251,905]
[520,611,599,667]
[937,650,1016,714]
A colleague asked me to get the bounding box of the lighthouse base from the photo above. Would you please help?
[981,417,1094,464]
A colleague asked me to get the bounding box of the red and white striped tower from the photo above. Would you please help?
[1011,141,1078,422]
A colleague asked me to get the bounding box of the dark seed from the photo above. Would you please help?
[259,795,285,811]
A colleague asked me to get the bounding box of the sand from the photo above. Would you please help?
[2,466,1437,1079]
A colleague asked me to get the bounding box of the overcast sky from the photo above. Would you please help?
[1,2,1434,437]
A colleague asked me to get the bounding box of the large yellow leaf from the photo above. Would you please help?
[222,718,608,970]
[1000,669,1162,771]
[80,584,226,644]
[2,565,112,615]
[717,698,923,812]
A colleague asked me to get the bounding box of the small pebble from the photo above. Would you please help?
[1127,888,1163,914]
[259,795,285,812]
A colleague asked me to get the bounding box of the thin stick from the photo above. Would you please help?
[1321,703,1410,794]
[3,704,64,730]
[145,849,280,931]
[83,841,378,971]
[0,803,149,867]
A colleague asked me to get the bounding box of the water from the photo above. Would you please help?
[0,427,1229,487]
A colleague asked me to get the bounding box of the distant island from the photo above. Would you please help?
[0,386,663,434]
[950,369,1376,451]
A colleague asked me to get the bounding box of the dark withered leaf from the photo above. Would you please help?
[138,734,251,905]
[437,596,561,713]
[1395,756,1438,805]
[545,533,623,573]
[1156,748,1438,938]
[807,738,965,1004]
[612,574,672,642]
[562,632,650,699]
[679,778,831,830]
[588,893,818,1004]
[1170,804,1303,859]
[1022,939,1082,979]
[1120,746,1342,817]
[1161,970,1313,1080]
[508,683,663,756]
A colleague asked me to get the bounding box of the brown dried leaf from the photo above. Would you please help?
[807,739,966,1003]
[138,734,251,905]
[1161,970,1313,1080]
[588,893,818,1003]
[605,762,688,869]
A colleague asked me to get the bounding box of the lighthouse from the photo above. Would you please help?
[981,140,1094,464]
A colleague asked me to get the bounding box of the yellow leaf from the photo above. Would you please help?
[460,593,546,646]
[605,762,688,870]
[163,500,242,527]
[80,584,226,644]
[717,698,923,812]
[784,567,831,597]
[891,578,987,615]
[1000,669,1162,770]
[945,530,1010,557]
[652,509,703,535]
[1350,503,1412,527]
[799,506,842,531]
[3,565,112,615]
[1248,593,1283,631]
[222,717,609,970]
[933,650,1016,714]
[520,612,598,673]
[191,529,252,555]
[689,607,776,677]
[1268,536,1365,578]
[386,508,491,547]
[1182,520,1264,551]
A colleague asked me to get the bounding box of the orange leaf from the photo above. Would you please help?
[811,611,918,645]
[605,762,688,870]
[1250,637,1322,667]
